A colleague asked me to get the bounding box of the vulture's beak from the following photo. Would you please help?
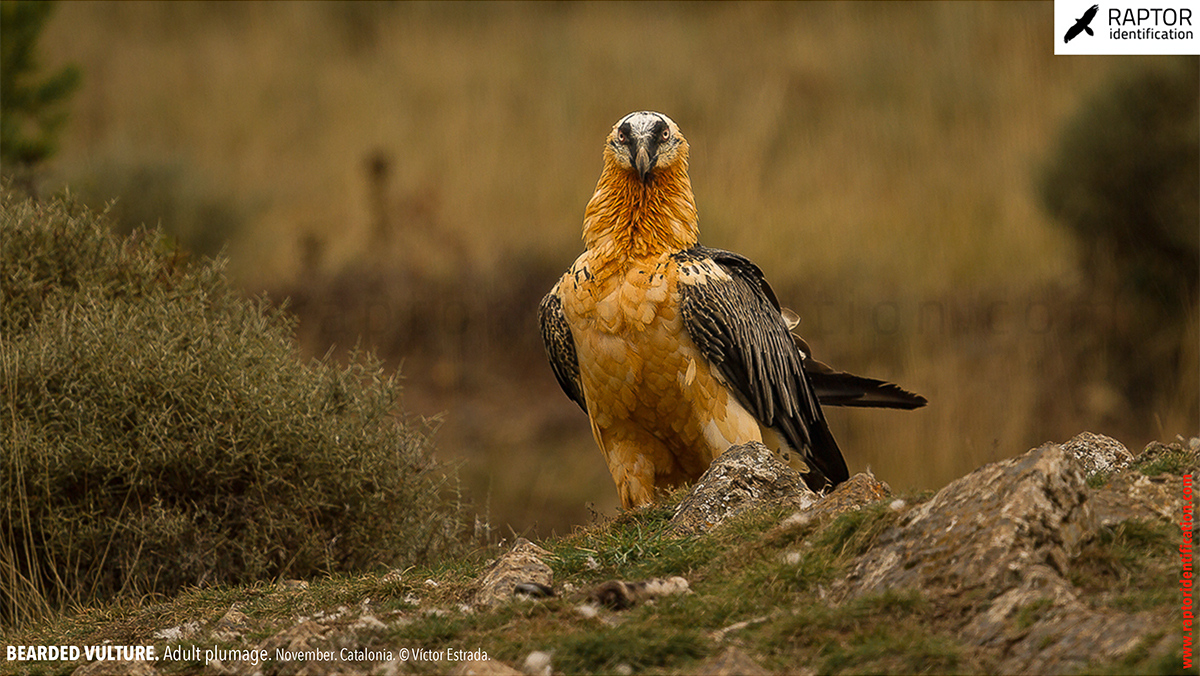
[635,142,654,182]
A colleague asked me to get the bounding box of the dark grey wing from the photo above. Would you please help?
[675,246,849,490]
[539,286,586,413]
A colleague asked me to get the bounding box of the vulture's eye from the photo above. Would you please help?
[617,130,627,144]
[660,128,670,142]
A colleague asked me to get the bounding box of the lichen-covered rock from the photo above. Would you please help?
[1060,431,1132,477]
[960,563,1171,674]
[842,443,1093,598]
[1088,470,1188,527]
[670,442,818,534]
[768,471,892,541]
[472,538,554,606]
[1087,439,1196,526]
[802,470,891,523]
[842,443,1093,597]
[834,438,1185,674]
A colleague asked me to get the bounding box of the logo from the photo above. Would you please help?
[1064,4,1100,42]
[1055,0,1200,54]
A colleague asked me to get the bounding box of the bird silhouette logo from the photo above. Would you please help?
[1064,4,1100,42]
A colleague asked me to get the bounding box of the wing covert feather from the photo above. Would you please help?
[539,288,587,413]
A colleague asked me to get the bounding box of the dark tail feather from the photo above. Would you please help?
[806,368,928,410]
[805,413,850,491]
[785,316,927,410]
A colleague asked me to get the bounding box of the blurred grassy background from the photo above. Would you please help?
[33,1,1198,537]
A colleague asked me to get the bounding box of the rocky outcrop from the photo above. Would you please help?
[670,441,818,534]
[62,432,1192,676]
[1089,439,1194,526]
[833,432,1189,673]
[841,442,1092,597]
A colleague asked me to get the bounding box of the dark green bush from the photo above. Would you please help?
[0,188,462,627]
[1040,57,1199,421]
[1041,57,1198,308]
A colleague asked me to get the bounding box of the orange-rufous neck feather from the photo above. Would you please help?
[582,147,698,261]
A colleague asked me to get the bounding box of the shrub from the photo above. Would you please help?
[1041,57,1198,309]
[1039,57,1199,419]
[0,188,462,627]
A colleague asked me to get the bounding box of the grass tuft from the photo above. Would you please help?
[552,622,710,674]
[1067,519,1177,612]
[1134,441,1198,477]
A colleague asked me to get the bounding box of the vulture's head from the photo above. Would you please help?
[605,111,688,183]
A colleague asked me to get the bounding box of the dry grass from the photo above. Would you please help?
[35,2,1198,536]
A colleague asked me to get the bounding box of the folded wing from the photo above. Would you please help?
[674,246,849,490]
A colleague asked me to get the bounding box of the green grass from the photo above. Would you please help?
[1015,597,1055,631]
[755,587,966,674]
[1067,519,1179,613]
[1135,442,1200,477]
[2,471,1189,676]
[549,497,728,585]
[553,622,711,674]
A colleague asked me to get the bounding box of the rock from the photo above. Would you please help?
[257,620,328,657]
[586,576,690,610]
[473,538,554,607]
[800,471,891,523]
[694,646,773,676]
[1087,439,1196,527]
[842,443,1093,598]
[671,442,818,534]
[1060,431,1132,477]
[212,606,250,642]
[1088,470,1188,527]
[351,614,387,631]
[834,438,1186,673]
[960,563,1171,674]
[151,620,201,642]
[959,564,1078,648]
[521,650,552,676]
